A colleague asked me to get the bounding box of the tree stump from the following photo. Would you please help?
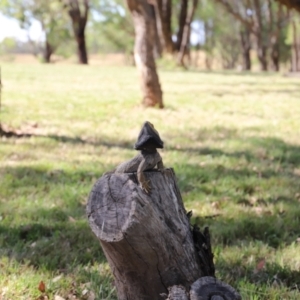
[87,169,203,299]
[87,168,241,300]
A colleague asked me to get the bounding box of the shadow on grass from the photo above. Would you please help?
[0,166,107,273]
[10,127,299,167]
[217,258,300,295]
[1,128,300,294]
[0,217,106,271]
[179,128,300,166]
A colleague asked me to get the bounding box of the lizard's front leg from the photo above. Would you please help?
[157,160,165,173]
[137,159,151,194]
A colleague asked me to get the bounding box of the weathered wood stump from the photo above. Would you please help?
[87,169,241,300]
[87,169,202,299]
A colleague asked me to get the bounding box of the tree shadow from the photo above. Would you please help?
[216,258,300,294]
[0,166,107,273]
[1,128,300,294]
[0,216,106,271]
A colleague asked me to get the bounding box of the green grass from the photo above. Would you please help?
[0,62,300,299]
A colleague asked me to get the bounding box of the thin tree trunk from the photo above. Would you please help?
[256,42,268,71]
[177,0,198,67]
[175,0,188,52]
[204,21,214,70]
[270,36,280,71]
[240,28,251,70]
[268,1,281,72]
[68,0,89,64]
[293,20,300,72]
[253,0,268,71]
[154,0,174,54]
[161,0,174,53]
[43,40,54,63]
[126,0,164,108]
[76,31,88,64]
[152,4,163,58]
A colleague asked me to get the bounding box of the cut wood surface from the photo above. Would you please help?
[87,168,202,300]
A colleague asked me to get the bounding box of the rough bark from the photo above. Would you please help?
[154,0,174,54]
[87,169,203,300]
[240,28,251,70]
[177,0,198,67]
[68,0,89,64]
[175,0,188,52]
[126,0,164,108]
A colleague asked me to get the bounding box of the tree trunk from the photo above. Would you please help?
[68,0,89,64]
[268,1,282,72]
[240,28,251,70]
[177,0,198,67]
[126,0,164,108]
[154,0,174,54]
[291,20,300,72]
[175,0,188,52]
[87,169,241,300]
[152,4,163,58]
[253,0,268,71]
[256,43,268,71]
[76,31,88,64]
[270,36,280,71]
[203,21,214,70]
[43,41,54,63]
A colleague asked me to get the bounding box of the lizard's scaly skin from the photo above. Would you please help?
[115,151,164,193]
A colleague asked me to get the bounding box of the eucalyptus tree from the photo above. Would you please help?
[214,0,289,71]
[1,0,72,63]
[125,0,164,108]
[62,0,89,64]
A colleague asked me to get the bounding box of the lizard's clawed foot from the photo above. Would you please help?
[141,180,151,194]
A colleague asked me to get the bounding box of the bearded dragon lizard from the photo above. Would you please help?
[114,121,164,194]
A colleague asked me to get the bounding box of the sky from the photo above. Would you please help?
[0,13,43,42]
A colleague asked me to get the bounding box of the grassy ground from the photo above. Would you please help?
[0,61,300,300]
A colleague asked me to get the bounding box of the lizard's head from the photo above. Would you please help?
[134,121,164,151]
